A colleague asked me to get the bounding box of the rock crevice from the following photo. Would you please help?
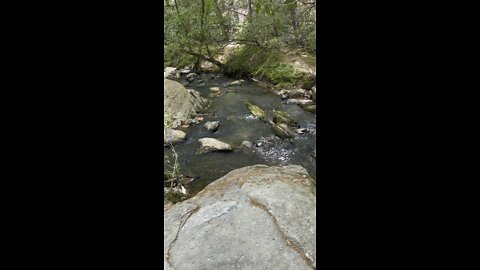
[164,165,316,270]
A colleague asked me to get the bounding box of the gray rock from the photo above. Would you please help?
[209,87,221,93]
[164,165,316,270]
[197,138,233,154]
[227,79,245,86]
[241,140,253,148]
[311,85,316,101]
[204,121,219,132]
[186,73,197,81]
[288,89,307,99]
[164,129,187,145]
[164,67,177,79]
[164,79,208,128]
[270,121,296,139]
[179,68,191,74]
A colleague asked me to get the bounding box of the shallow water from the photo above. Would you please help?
[165,74,316,195]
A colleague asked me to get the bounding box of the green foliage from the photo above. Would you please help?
[164,0,229,69]
[226,45,306,88]
[164,0,316,69]
[164,191,184,204]
[257,62,305,88]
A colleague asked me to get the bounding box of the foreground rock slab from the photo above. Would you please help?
[164,165,316,270]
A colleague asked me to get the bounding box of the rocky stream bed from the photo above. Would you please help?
[164,71,317,197]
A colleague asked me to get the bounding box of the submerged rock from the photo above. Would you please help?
[164,165,316,270]
[204,121,219,132]
[241,140,253,148]
[197,138,233,154]
[227,79,244,86]
[273,110,298,128]
[270,121,296,139]
[245,101,266,120]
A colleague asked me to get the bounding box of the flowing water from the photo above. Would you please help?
[165,73,316,195]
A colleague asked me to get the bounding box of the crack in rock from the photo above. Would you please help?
[249,197,316,270]
[165,205,200,267]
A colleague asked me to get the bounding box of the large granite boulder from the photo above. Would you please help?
[164,79,208,128]
[164,165,316,270]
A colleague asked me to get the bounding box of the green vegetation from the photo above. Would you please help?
[225,46,306,88]
[164,0,316,87]
[164,115,182,185]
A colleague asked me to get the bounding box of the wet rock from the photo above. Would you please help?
[186,73,197,81]
[164,129,187,145]
[197,138,233,154]
[273,110,298,128]
[209,87,221,93]
[245,101,266,120]
[227,79,244,86]
[193,116,204,124]
[270,121,296,139]
[164,165,316,270]
[241,140,253,148]
[276,89,289,100]
[179,68,191,74]
[204,121,219,132]
[208,87,224,98]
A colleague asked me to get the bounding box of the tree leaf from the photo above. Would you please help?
[264,4,271,15]
[255,1,262,14]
